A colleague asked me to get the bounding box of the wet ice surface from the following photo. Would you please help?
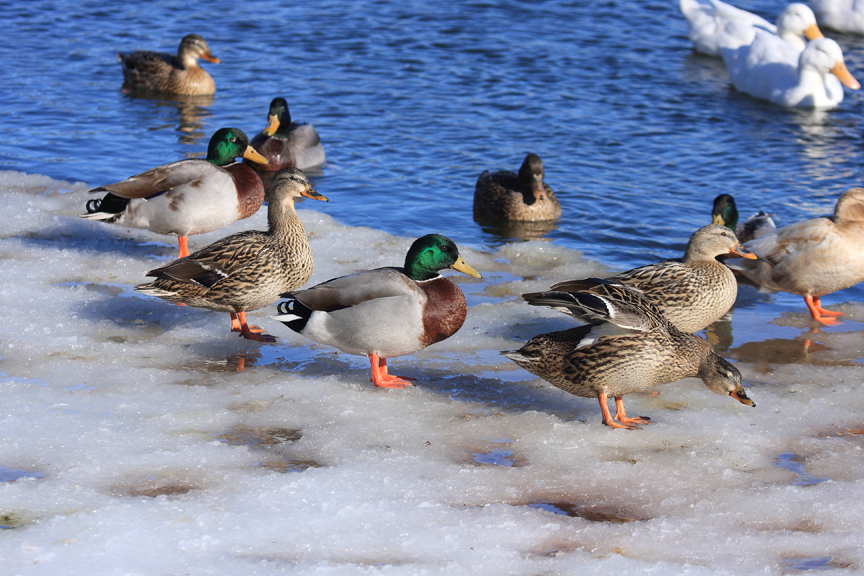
[2,172,864,575]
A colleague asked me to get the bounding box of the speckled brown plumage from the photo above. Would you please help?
[550,225,754,333]
[473,153,562,222]
[118,34,219,96]
[135,168,327,341]
[504,280,755,429]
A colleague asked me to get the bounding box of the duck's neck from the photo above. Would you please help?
[268,198,303,237]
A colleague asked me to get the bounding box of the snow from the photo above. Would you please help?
[2,171,864,575]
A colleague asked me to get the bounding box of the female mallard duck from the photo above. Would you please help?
[473,153,562,222]
[118,34,220,96]
[81,128,268,258]
[680,0,824,56]
[549,225,756,333]
[712,194,776,244]
[503,279,755,429]
[273,234,481,388]
[135,168,328,342]
[727,187,864,325]
[721,33,859,108]
[245,98,325,172]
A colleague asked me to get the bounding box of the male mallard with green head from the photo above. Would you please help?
[504,279,755,429]
[712,193,776,244]
[118,34,220,96]
[82,128,268,258]
[274,234,481,388]
[134,168,328,342]
[246,97,325,172]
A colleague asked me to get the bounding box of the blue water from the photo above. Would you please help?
[3,0,864,311]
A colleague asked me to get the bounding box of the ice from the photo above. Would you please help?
[2,171,864,575]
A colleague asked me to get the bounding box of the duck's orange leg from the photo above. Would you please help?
[614,396,651,427]
[597,393,640,430]
[178,236,190,258]
[230,312,275,342]
[804,295,843,326]
[368,354,414,389]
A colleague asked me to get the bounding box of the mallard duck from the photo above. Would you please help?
[245,98,325,172]
[549,225,756,333]
[721,32,859,108]
[473,153,562,222]
[81,128,268,258]
[504,279,755,429]
[680,0,824,56]
[712,194,776,244]
[118,34,220,96]
[810,0,864,34]
[134,168,328,342]
[273,234,481,388]
[727,187,864,325]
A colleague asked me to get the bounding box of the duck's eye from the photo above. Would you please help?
[440,245,449,252]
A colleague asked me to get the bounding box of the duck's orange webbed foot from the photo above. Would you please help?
[231,312,276,342]
[598,393,643,430]
[804,296,843,326]
[615,396,652,427]
[369,354,414,389]
[178,236,190,258]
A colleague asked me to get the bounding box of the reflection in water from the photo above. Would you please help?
[729,328,862,370]
[123,92,214,147]
[474,213,559,243]
[790,107,860,183]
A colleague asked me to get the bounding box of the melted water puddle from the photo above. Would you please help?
[774,453,829,487]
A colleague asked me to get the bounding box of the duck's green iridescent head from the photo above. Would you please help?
[206,127,268,166]
[263,98,292,137]
[712,194,739,231]
[404,234,482,281]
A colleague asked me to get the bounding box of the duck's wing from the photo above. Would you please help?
[96,159,218,199]
[709,0,776,32]
[145,231,265,288]
[744,217,835,265]
[285,267,419,312]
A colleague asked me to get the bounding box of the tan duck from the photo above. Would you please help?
[503,279,755,429]
[473,153,562,221]
[135,168,328,342]
[550,225,756,333]
[118,34,220,96]
[82,128,267,258]
[273,234,481,388]
[245,98,325,172]
[727,187,864,325]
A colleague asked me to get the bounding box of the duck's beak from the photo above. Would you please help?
[201,51,221,64]
[533,182,546,202]
[263,113,280,136]
[831,61,860,90]
[729,241,757,259]
[451,255,482,278]
[804,23,824,41]
[301,184,328,202]
[243,145,269,165]
[730,385,755,407]
[712,214,725,226]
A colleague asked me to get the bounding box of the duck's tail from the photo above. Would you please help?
[273,296,313,333]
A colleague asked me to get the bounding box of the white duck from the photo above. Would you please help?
[681,0,825,56]
[809,0,864,35]
[721,32,859,108]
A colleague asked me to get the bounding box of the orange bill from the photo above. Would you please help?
[729,242,757,259]
[831,61,860,90]
[243,145,269,165]
[263,113,281,136]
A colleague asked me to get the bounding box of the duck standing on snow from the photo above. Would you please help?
[503,279,755,430]
[727,187,864,325]
[273,234,481,388]
[81,128,268,259]
[245,97,325,173]
[809,0,864,35]
[712,194,776,244]
[547,225,755,334]
[118,34,220,96]
[721,32,859,108]
[473,153,562,222]
[135,168,328,342]
[680,0,824,56]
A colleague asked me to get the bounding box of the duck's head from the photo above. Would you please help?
[777,4,823,44]
[263,97,291,137]
[800,38,860,90]
[833,187,864,223]
[684,224,756,261]
[268,167,328,203]
[178,34,220,67]
[699,354,755,407]
[404,234,482,281]
[711,194,739,231]
[206,128,268,167]
[517,153,547,204]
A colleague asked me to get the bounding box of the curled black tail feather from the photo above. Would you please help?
[275,298,313,333]
[86,192,129,214]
